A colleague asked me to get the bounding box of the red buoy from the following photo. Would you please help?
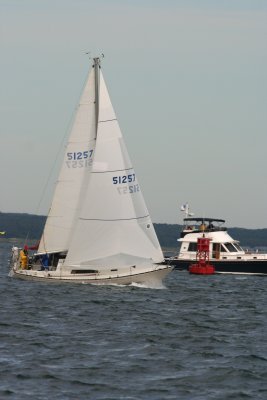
[189,236,215,275]
[189,263,215,274]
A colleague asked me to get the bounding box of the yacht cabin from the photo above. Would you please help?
[177,217,264,261]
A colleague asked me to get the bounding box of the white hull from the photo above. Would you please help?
[10,265,172,287]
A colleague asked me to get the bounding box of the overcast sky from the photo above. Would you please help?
[1,0,266,228]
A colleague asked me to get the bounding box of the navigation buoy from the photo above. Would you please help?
[189,236,215,275]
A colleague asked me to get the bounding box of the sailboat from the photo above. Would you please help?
[10,57,172,285]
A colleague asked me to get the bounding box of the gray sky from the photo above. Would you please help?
[1,0,266,228]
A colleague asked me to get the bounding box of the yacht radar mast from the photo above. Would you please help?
[180,203,194,219]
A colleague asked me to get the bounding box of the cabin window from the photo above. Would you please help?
[188,242,198,252]
[224,243,238,252]
[220,244,227,252]
[212,243,221,259]
[71,269,98,274]
[212,243,222,251]
[234,243,243,252]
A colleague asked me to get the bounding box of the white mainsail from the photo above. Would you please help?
[38,67,97,254]
[65,66,164,269]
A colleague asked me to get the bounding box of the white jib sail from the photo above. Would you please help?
[65,69,164,269]
[38,68,97,254]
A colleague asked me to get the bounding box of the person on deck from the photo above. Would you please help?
[19,246,28,269]
[200,223,206,232]
[41,254,50,271]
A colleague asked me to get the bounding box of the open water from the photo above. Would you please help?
[0,241,267,400]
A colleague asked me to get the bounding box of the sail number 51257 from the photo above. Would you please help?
[66,150,94,168]
[112,174,136,185]
[67,150,93,160]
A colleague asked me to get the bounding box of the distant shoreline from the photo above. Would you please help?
[1,212,267,249]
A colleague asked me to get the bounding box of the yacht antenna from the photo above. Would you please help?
[180,203,194,219]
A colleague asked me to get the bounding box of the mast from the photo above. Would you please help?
[93,57,101,135]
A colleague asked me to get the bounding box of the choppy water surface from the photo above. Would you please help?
[1,242,267,400]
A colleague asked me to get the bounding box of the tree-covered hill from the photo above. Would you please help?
[0,212,45,240]
[1,212,267,249]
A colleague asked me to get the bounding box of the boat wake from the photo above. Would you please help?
[89,281,166,290]
[130,281,166,290]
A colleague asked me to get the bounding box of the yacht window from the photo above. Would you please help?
[212,243,221,251]
[188,242,198,252]
[234,243,243,252]
[224,243,238,252]
[220,244,227,252]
